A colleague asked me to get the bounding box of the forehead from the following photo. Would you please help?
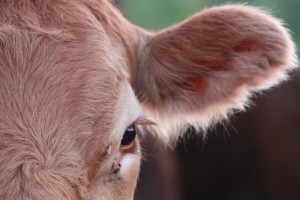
[0,0,136,134]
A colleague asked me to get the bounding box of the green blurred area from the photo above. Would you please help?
[121,0,300,48]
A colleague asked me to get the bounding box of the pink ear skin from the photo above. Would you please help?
[192,77,208,92]
[183,77,208,92]
[233,40,260,52]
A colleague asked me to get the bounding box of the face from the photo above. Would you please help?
[0,0,297,199]
[0,1,146,199]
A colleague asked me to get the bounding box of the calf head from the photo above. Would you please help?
[0,0,297,199]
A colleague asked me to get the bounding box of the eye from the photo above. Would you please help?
[121,125,136,146]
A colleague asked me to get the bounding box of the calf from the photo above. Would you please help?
[0,0,297,199]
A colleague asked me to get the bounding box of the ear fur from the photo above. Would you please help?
[133,5,298,144]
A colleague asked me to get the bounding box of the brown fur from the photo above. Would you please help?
[0,1,297,199]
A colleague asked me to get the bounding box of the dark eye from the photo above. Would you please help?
[121,126,136,146]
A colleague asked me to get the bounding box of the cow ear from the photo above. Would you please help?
[133,5,298,144]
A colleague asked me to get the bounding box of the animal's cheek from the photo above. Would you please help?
[107,140,141,199]
[115,138,141,174]
[88,149,141,200]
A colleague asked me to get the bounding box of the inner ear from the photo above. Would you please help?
[193,60,228,71]
[233,40,260,52]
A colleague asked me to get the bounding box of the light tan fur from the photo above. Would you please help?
[0,0,297,199]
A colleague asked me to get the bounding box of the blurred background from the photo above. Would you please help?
[116,1,300,200]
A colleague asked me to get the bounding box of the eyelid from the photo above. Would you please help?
[134,117,156,126]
